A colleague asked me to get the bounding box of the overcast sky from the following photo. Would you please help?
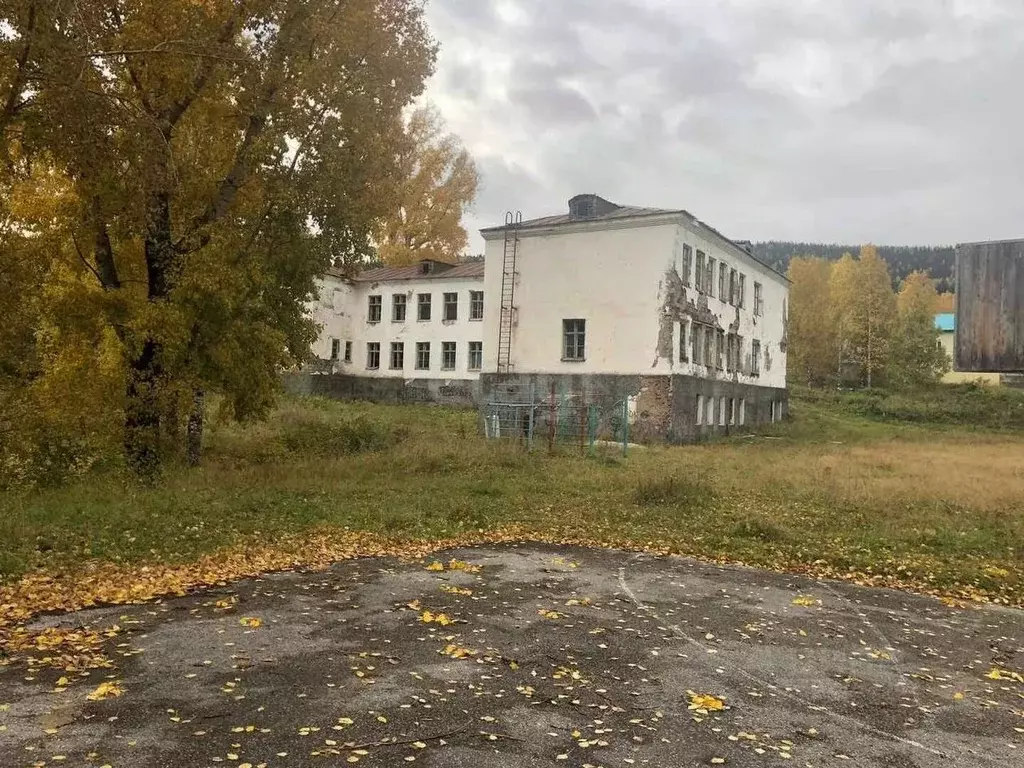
[423,0,1024,253]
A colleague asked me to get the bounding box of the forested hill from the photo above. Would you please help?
[753,242,955,291]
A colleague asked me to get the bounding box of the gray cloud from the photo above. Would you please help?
[425,0,1024,251]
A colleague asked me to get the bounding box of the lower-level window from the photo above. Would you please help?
[739,398,746,425]
[390,342,404,370]
[416,341,430,370]
[468,341,483,371]
[441,341,456,370]
[563,319,586,361]
[719,398,726,426]
[707,396,715,426]
[344,341,352,363]
[330,338,340,361]
[696,394,704,425]
[366,342,380,370]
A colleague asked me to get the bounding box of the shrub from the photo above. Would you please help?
[633,476,715,508]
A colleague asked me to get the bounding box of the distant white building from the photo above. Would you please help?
[305,194,790,439]
[303,260,485,403]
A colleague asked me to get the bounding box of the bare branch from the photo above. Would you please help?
[71,233,104,286]
[0,3,38,136]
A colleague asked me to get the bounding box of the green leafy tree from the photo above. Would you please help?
[889,271,949,388]
[0,0,436,476]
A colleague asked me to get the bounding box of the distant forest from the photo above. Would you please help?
[753,242,956,293]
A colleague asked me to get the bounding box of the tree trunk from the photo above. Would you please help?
[124,189,176,477]
[124,339,162,479]
[186,389,205,467]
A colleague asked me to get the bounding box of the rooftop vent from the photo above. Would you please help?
[734,239,754,255]
[568,194,621,220]
[421,261,433,275]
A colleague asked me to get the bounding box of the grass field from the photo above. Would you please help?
[2,386,1023,604]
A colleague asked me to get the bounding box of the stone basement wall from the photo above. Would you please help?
[479,373,787,444]
[282,373,480,408]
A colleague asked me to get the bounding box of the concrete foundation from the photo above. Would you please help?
[282,373,480,408]
[480,373,787,444]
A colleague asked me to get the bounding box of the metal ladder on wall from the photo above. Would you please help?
[497,211,522,374]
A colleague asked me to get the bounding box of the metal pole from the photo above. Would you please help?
[527,382,535,450]
[622,397,629,457]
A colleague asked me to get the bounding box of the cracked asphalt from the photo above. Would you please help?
[1,543,1022,767]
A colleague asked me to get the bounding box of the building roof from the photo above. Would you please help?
[347,260,485,284]
[935,313,955,332]
[479,194,789,283]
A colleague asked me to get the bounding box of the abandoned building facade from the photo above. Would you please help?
[303,194,789,441]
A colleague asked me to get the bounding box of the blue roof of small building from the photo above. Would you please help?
[935,313,955,332]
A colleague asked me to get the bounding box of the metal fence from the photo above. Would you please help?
[482,383,632,455]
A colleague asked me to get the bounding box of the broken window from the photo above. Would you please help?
[418,293,432,321]
[696,394,704,425]
[390,342,404,370]
[344,341,352,363]
[707,396,715,426]
[441,341,456,370]
[719,398,727,426]
[719,264,727,300]
[393,294,407,322]
[716,329,724,370]
[704,327,714,368]
[752,339,761,376]
[368,294,382,323]
[692,324,702,365]
[470,290,484,320]
[729,397,736,425]
[367,342,380,370]
[468,341,483,371]
[678,319,688,362]
[739,398,746,425]
[416,342,430,370]
[563,319,586,361]
[707,258,716,297]
[443,292,458,321]
[695,251,706,294]
[736,335,744,373]
[754,282,763,316]
[729,268,737,305]
[330,338,340,361]
[739,274,747,308]
[682,244,693,286]
[725,334,734,372]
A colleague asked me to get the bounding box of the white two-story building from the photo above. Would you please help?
[301,260,485,404]
[479,194,788,440]
[304,193,789,439]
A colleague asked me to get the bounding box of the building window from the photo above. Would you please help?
[739,274,746,308]
[736,335,744,373]
[678,319,688,362]
[441,341,456,370]
[563,319,586,361]
[468,341,482,371]
[729,268,737,305]
[716,329,724,370]
[739,398,746,425]
[695,251,706,294]
[707,396,715,426]
[393,294,407,322]
[754,282,763,316]
[443,292,458,321]
[415,341,430,370]
[330,338,340,361]
[367,342,380,370]
[390,342,404,370]
[707,258,716,297]
[418,293,432,321]
[719,398,727,426]
[368,295,382,323]
[719,264,727,300]
[703,327,714,368]
[752,339,761,376]
[725,334,734,373]
[771,400,778,424]
[344,341,352,363]
[692,323,702,365]
[729,397,736,425]
[470,290,484,320]
[696,394,704,425]
[681,244,693,286]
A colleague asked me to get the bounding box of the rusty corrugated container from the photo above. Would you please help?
[955,239,1024,372]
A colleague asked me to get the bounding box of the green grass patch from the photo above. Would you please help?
[2,386,1023,602]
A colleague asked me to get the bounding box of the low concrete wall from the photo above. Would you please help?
[480,373,787,444]
[282,374,480,408]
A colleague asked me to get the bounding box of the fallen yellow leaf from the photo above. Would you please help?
[239,617,262,628]
[86,681,123,701]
